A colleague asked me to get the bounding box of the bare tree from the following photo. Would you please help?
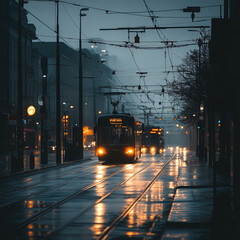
[169,31,210,125]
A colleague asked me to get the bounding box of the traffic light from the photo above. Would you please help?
[135,33,140,43]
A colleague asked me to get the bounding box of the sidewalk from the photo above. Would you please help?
[162,152,235,240]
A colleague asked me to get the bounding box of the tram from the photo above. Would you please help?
[95,114,142,161]
[142,126,164,154]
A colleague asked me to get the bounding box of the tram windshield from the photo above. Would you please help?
[99,124,133,145]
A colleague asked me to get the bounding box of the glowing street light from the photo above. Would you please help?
[27,106,36,116]
[200,102,204,113]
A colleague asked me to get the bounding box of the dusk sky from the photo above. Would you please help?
[25,0,223,136]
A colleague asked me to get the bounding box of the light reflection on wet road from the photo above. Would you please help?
[0,148,187,239]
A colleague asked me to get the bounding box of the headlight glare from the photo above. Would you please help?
[125,147,134,155]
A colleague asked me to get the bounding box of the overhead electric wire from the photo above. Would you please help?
[27,8,117,91]
[143,0,177,84]
[28,0,222,12]
[89,40,198,50]
[28,0,222,21]
[61,2,88,39]
[142,0,174,119]
[26,9,78,51]
[27,0,211,123]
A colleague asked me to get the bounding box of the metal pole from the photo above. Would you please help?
[93,78,97,125]
[56,0,61,164]
[78,8,88,160]
[41,57,48,164]
[79,10,83,160]
[17,0,24,171]
[198,39,203,161]
[224,0,229,19]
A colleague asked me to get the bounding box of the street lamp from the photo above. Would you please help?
[200,102,204,113]
[27,106,36,116]
[79,7,89,160]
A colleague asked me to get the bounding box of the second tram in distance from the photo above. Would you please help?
[142,125,164,154]
[95,114,142,162]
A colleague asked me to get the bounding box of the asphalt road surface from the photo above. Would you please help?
[0,147,185,239]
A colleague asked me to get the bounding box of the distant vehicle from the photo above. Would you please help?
[142,126,164,154]
[83,142,93,150]
[47,140,56,152]
[95,114,142,162]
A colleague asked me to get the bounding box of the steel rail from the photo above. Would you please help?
[12,154,167,236]
[47,156,166,238]
[0,165,113,208]
[12,157,157,233]
[0,162,100,196]
[97,154,176,240]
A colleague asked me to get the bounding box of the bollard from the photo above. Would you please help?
[30,152,35,169]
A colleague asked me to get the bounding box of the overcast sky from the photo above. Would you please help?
[25,0,223,136]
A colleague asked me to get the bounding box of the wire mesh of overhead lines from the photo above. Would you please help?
[25,0,223,137]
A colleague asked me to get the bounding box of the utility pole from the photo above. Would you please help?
[198,38,204,161]
[93,78,97,125]
[41,57,48,164]
[79,8,88,160]
[56,0,61,165]
[17,0,24,171]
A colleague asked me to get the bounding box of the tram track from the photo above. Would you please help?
[0,165,112,208]
[1,155,161,207]
[97,154,176,240]
[47,159,160,238]
[0,160,99,196]
[11,153,169,236]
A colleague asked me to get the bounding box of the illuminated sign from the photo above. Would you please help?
[110,118,122,124]
[150,131,157,134]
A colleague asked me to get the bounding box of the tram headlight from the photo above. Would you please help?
[141,147,146,153]
[97,147,106,156]
[150,147,156,153]
[125,147,134,155]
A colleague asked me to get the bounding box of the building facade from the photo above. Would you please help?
[0,0,40,154]
[33,42,115,145]
[0,0,115,157]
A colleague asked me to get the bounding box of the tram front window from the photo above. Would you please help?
[100,125,133,145]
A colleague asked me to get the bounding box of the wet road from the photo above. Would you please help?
[0,148,184,239]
